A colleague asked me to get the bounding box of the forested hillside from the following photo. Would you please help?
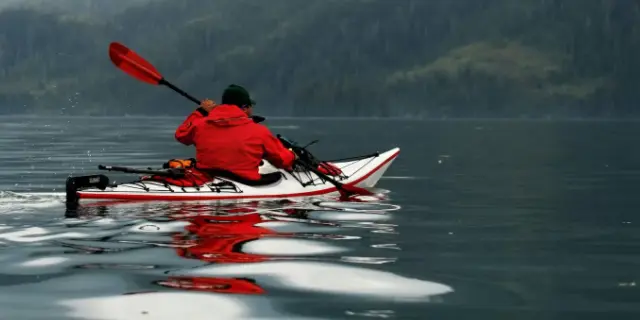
[0,0,638,117]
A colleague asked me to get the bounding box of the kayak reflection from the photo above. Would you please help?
[65,200,350,296]
[155,277,265,295]
[175,213,281,264]
[0,193,453,315]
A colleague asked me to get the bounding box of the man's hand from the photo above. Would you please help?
[289,148,299,160]
[200,99,216,112]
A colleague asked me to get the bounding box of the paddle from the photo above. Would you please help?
[277,135,375,200]
[294,159,375,200]
[98,165,185,178]
[108,42,265,123]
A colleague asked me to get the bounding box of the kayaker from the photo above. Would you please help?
[174,84,296,185]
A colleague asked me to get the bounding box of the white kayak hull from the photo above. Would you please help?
[75,148,400,202]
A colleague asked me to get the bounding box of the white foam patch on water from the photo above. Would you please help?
[0,221,205,275]
[315,202,401,213]
[127,221,190,233]
[60,292,256,320]
[0,273,314,320]
[307,211,391,222]
[169,261,453,301]
[63,218,140,229]
[0,191,66,213]
[0,274,130,319]
[380,176,422,180]
[0,246,205,275]
[0,227,92,242]
[255,221,339,233]
[21,256,68,267]
[340,256,398,265]
[0,226,123,243]
[349,195,387,202]
[60,292,323,320]
[371,243,401,250]
[242,238,348,256]
[0,192,65,202]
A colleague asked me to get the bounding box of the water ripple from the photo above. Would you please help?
[0,195,452,319]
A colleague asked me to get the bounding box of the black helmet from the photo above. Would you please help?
[221,84,256,108]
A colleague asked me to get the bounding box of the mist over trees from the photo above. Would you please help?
[0,0,638,118]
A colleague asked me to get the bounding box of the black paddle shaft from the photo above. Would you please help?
[159,78,265,123]
[294,159,345,190]
[159,78,200,105]
[98,165,185,177]
[278,135,348,191]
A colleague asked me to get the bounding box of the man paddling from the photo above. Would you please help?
[174,84,296,185]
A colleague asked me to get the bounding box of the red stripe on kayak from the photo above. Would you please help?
[78,149,400,202]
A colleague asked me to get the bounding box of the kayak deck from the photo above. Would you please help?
[75,148,400,202]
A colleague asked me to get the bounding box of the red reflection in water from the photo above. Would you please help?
[166,202,308,295]
[174,213,282,264]
[69,201,316,296]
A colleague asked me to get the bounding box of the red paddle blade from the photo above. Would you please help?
[338,184,376,200]
[108,42,163,85]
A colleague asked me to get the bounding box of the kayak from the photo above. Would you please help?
[66,147,400,203]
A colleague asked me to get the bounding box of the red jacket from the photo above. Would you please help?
[175,105,295,180]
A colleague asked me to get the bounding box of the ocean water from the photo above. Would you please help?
[0,116,639,319]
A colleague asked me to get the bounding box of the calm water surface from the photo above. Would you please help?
[0,116,639,319]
